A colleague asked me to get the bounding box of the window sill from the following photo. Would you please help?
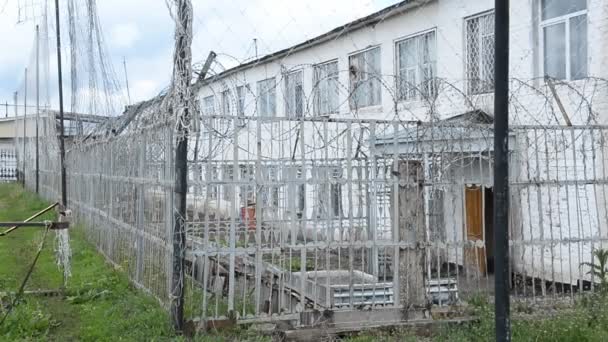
[349,105,383,115]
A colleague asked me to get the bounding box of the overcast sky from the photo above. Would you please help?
[0,0,398,114]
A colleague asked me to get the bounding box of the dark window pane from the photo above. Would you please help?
[543,23,566,79]
[570,14,587,80]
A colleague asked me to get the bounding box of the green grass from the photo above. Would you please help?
[0,183,272,341]
[7,183,608,341]
[342,293,608,342]
[0,183,173,341]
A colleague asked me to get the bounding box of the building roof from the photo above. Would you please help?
[194,0,430,91]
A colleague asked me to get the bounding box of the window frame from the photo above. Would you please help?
[202,95,215,115]
[221,89,232,116]
[313,59,340,116]
[283,69,304,118]
[236,85,247,116]
[464,10,495,95]
[394,28,438,101]
[538,0,588,80]
[348,45,382,109]
[257,78,277,117]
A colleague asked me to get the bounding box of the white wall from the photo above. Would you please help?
[197,0,608,124]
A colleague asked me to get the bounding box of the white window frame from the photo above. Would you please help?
[395,28,437,101]
[313,59,340,116]
[539,0,587,80]
[203,95,215,115]
[221,89,231,116]
[236,85,247,116]
[465,11,495,95]
[257,78,276,117]
[284,69,304,118]
[348,46,382,109]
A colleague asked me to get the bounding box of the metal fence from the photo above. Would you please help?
[0,146,17,182]
[183,114,608,325]
[20,107,608,328]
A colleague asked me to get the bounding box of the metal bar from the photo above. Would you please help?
[0,221,69,229]
[170,0,193,332]
[54,0,67,208]
[23,67,27,187]
[493,0,511,341]
[35,24,40,194]
[0,202,59,236]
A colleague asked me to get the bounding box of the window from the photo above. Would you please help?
[261,166,279,208]
[316,167,342,218]
[397,30,437,100]
[203,95,215,115]
[285,166,306,217]
[257,78,276,117]
[284,70,304,118]
[222,165,234,201]
[239,165,255,205]
[236,85,246,116]
[330,168,343,218]
[349,47,381,108]
[466,12,495,94]
[540,0,587,80]
[208,165,218,200]
[313,60,339,115]
[221,90,231,115]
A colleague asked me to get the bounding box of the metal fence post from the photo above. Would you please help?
[170,0,193,333]
[494,0,510,341]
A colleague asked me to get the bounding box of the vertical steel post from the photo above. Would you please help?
[54,0,67,207]
[493,0,510,341]
[35,25,40,194]
[171,0,193,332]
[23,68,28,187]
[13,92,18,117]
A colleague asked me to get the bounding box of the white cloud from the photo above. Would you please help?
[109,23,141,48]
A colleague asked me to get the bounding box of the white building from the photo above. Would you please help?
[193,0,608,288]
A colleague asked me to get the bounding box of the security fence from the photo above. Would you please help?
[0,146,17,182]
[12,0,608,333]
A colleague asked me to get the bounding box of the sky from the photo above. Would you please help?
[0,0,398,115]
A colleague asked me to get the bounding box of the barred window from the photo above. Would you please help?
[313,60,339,115]
[221,90,231,115]
[222,165,234,201]
[540,0,587,80]
[316,167,342,219]
[466,11,495,94]
[257,78,276,117]
[203,95,215,115]
[396,30,436,101]
[349,47,381,109]
[236,85,246,116]
[284,70,304,118]
[209,165,218,200]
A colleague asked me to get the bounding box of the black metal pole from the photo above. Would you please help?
[35,24,40,194]
[54,0,67,207]
[494,0,510,341]
[171,0,192,333]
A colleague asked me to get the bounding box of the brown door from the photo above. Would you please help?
[465,185,486,275]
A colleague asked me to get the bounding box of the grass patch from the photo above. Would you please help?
[0,183,173,341]
[0,184,272,341]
